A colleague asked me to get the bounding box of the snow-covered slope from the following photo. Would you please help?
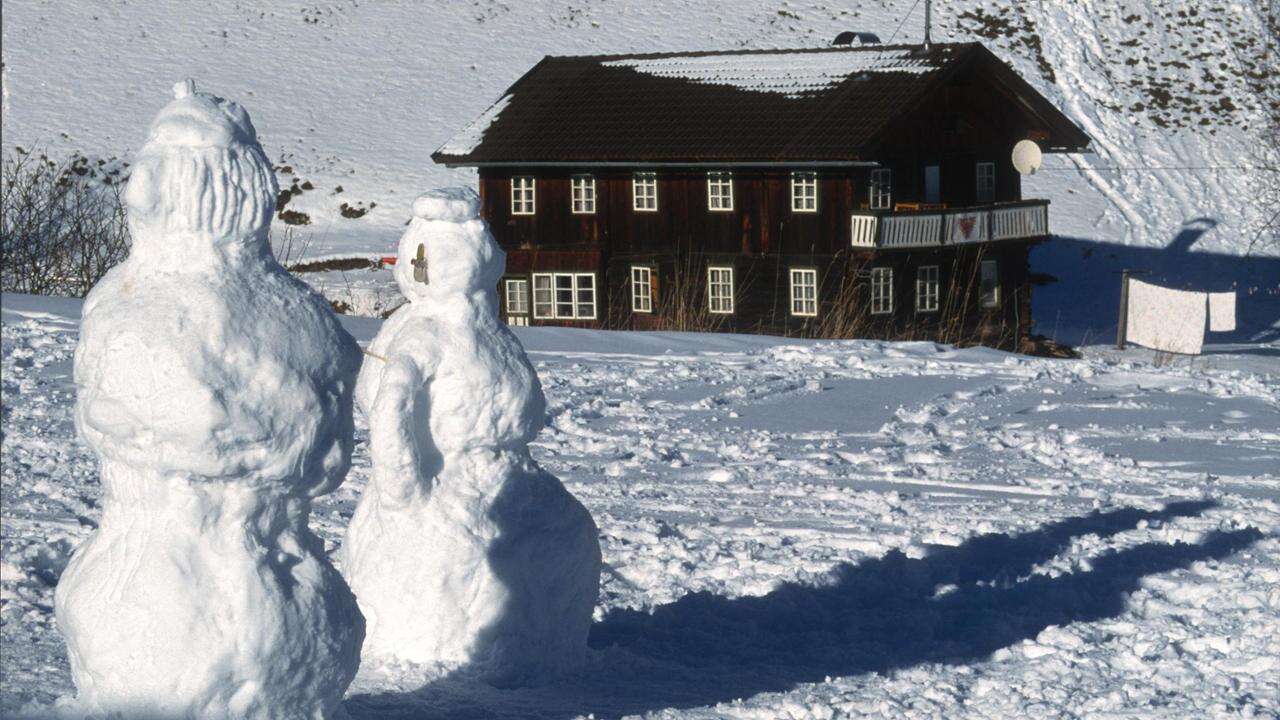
[2,0,1274,256]
[3,1,1276,343]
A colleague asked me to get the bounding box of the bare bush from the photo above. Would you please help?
[1,149,130,297]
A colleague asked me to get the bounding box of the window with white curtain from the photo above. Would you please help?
[631,266,653,313]
[916,265,940,313]
[511,176,535,215]
[870,267,893,315]
[707,266,734,313]
[789,268,818,316]
[571,175,596,214]
[633,172,657,211]
[707,172,734,211]
[791,172,817,212]
[533,272,596,319]
[980,259,1000,307]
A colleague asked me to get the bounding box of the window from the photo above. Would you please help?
[571,175,596,214]
[631,266,653,313]
[504,278,529,315]
[533,274,554,318]
[707,172,734,211]
[980,259,1000,307]
[511,176,535,215]
[707,266,734,314]
[789,268,818,317]
[976,162,996,204]
[869,168,892,210]
[633,172,658,212]
[870,267,893,315]
[916,265,940,313]
[791,172,817,212]
[533,273,595,319]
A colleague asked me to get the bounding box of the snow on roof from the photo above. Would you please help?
[437,93,513,157]
[601,48,940,98]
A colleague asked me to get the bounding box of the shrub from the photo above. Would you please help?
[1,149,130,297]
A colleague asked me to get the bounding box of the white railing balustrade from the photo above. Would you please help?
[990,204,1047,241]
[880,213,943,248]
[851,202,1047,249]
[851,215,878,247]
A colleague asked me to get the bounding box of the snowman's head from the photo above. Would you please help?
[394,187,504,309]
[125,80,278,263]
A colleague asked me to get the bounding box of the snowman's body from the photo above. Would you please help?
[55,83,364,719]
[343,189,600,686]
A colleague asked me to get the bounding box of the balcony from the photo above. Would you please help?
[850,199,1049,249]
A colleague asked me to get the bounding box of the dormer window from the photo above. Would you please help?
[511,176,535,215]
[869,169,892,209]
[707,172,734,212]
[571,175,596,214]
[791,172,817,212]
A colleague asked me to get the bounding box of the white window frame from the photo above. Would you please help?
[504,278,529,316]
[980,259,1000,308]
[631,266,653,313]
[571,175,596,214]
[790,172,818,213]
[707,266,734,314]
[633,172,658,212]
[789,268,818,317]
[511,176,536,215]
[869,168,892,210]
[532,272,596,320]
[870,267,893,315]
[976,162,996,204]
[707,172,734,212]
[532,274,554,318]
[916,265,940,313]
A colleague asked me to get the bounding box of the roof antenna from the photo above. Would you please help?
[923,0,932,50]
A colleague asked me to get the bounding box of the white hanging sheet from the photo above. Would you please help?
[1208,291,1236,332]
[1125,278,1206,355]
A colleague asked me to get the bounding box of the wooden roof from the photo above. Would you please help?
[433,42,1089,166]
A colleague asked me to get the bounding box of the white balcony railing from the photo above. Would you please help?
[851,201,1048,249]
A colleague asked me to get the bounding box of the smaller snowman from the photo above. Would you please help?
[343,188,601,686]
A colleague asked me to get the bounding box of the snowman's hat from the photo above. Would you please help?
[143,79,260,151]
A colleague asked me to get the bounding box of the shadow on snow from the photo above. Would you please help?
[346,500,1263,719]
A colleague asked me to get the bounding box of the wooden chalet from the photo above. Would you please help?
[432,41,1089,351]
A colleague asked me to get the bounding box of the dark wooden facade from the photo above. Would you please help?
[436,42,1089,351]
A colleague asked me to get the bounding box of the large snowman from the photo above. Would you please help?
[342,188,600,686]
[55,81,365,718]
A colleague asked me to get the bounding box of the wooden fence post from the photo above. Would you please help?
[1116,269,1130,350]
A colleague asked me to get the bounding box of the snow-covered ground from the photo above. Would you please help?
[3,292,1277,719]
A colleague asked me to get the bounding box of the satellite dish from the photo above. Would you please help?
[1012,139,1043,175]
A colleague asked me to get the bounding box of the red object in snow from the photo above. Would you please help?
[380,256,397,266]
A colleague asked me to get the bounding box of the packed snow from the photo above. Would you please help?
[343,188,600,686]
[50,82,365,719]
[3,291,1277,718]
[600,47,941,98]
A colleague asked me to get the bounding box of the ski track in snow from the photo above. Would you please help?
[2,296,1278,719]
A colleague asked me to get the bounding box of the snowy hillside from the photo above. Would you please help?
[3,1,1277,345]
[3,293,1278,718]
[2,0,1275,259]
